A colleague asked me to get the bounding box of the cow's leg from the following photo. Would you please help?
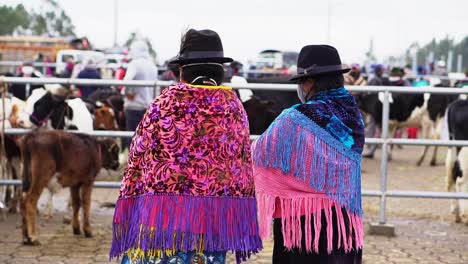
[456,148,468,224]
[446,147,460,222]
[70,185,81,235]
[416,146,429,167]
[387,125,398,161]
[62,195,72,224]
[430,146,438,167]
[9,158,21,214]
[80,184,93,237]
[43,190,54,220]
[43,175,61,220]
[416,120,432,166]
[21,159,54,245]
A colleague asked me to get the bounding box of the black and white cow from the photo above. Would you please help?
[416,93,458,166]
[355,92,425,160]
[18,88,93,132]
[445,99,468,224]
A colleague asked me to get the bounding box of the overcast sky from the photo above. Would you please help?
[5,0,468,64]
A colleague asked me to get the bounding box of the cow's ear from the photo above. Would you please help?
[66,105,74,120]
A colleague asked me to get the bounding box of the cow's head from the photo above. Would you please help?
[243,96,279,135]
[30,92,73,129]
[98,138,120,170]
[93,102,118,130]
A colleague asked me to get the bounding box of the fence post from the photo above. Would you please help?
[154,81,161,97]
[379,90,390,224]
[368,89,395,236]
[25,83,31,98]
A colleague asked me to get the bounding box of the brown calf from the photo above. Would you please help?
[20,130,119,245]
[93,104,118,130]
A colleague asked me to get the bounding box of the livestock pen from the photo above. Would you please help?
[1,76,468,232]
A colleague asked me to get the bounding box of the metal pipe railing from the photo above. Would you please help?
[1,61,466,81]
[3,76,468,92]
[0,179,467,199]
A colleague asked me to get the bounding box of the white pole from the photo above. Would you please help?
[412,49,418,75]
[428,52,434,74]
[113,0,118,47]
[457,54,463,73]
[447,50,453,73]
[327,0,331,44]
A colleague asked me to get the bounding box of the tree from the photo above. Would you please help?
[0,2,75,37]
[0,4,30,35]
[405,36,468,72]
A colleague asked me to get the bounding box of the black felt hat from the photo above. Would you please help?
[169,29,233,65]
[289,45,350,82]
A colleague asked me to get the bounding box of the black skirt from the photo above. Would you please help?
[272,207,362,264]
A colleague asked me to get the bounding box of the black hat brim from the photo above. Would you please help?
[289,66,350,82]
[168,56,233,66]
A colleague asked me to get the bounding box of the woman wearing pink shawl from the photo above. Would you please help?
[110,29,262,264]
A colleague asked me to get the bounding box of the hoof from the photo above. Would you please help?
[73,227,81,235]
[455,215,461,223]
[429,161,437,167]
[23,238,41,246]
[84,230,93,238]
[62,216,71,225]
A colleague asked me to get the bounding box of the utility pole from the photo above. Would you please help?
[457,54,463,73]
[447,50,453,73]
[113,0,118,47]
[327,0,331,44]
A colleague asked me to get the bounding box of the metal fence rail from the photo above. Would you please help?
[1,61,466,81]
[2,77,468,226]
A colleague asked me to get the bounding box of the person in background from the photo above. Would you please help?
[121,40,158,150]
[159,58,179,82]
[455,69,468,88]
[253,45,364,263]
[344,63,367,86]
[44,55,53,76]
[363,64,389,158]
[76,58,102,99]
[9,61,42,100]
[59,57,75,78]
[389,67,411,87]
[114,58,128,92]
[111,29,261,264]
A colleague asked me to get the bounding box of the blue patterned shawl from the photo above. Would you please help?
[252,87,365,253]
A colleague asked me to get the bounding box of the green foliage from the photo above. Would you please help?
[0,1,75,37]
[0,4,30,35]
[407,36,468,71]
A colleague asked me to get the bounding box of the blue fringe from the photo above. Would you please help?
[254,109,362,215]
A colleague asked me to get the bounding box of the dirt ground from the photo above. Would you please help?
[1,145,467,264]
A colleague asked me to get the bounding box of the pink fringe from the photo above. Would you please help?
[256,191,363,254]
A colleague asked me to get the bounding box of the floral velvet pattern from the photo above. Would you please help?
[119,83,254,198]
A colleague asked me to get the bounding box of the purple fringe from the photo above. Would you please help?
[110,193,262,263]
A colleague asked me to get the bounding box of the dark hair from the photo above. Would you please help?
[307,73,344,93]
[181,64,225,85]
